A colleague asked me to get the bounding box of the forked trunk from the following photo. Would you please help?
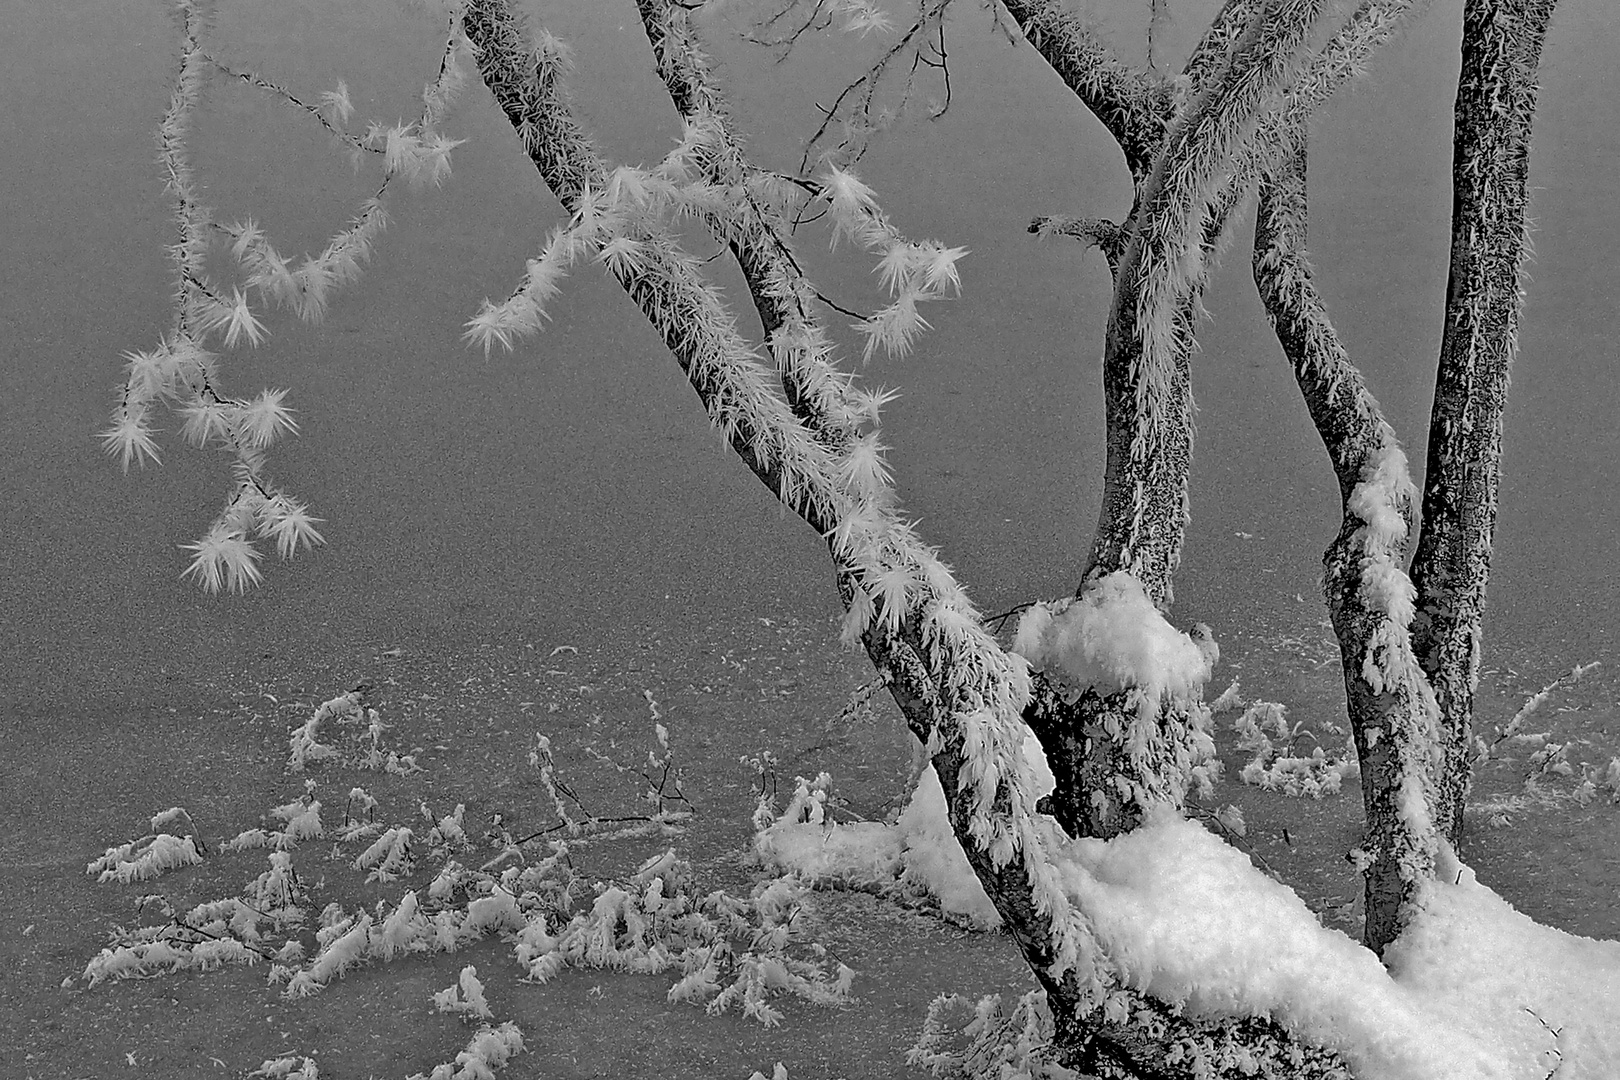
[1253,134,1442,955]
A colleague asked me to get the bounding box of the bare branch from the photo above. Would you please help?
[798,0,954,167]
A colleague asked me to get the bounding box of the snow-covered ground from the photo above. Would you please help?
[760,762,1620,1079]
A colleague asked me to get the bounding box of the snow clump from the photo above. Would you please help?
[1012,571,1215,718]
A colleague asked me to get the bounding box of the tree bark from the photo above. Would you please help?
[1409,0,1558,854]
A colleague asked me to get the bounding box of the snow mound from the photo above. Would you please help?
[756,750,1619,1078]
[1382,851,1620,1080]
[1048,809,1619,1079]
[1012,571,1213,716]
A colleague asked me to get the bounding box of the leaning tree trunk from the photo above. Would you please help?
[1409,0,1558,855]
[1253,133,1444,956]
[457,0,1127,1068]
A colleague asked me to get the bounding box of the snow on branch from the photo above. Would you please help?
[222,793,324,853]
[405,1022,524,1080]
[248,1056,320,1080]
[1043,809,1620,1079]
[1012,572,1223,819]
[88,832,205,884]
[432,965,495,1022]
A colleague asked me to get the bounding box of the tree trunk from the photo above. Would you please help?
[1409,0,1558,854]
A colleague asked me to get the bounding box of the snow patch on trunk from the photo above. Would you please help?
[1011,571,1214,717]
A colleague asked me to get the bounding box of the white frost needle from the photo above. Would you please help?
[263,497,325,560]
[463,300,520,357]
[596,235,648,279]
[868,563,914,635]
[100,408,162,471]
[289,261,334,323]
[178,399,235,449]
[850,385,899,427]
[606,164,654,210]
[381,123,418,176]
[836,0,894,36]
[121,347,173,402]
[239,388,299,448]
[874,241,918,296]
[412,131,464,188]
[222,288,267,347]
[837,431,893,497]
[246,245,296,308]
[858,294,930,362]
[230,218,265,263]
[320,80,353,125]
[920,245,968,296]
[180,526,264,594]
[822,167,879,250]
[839,584,876,646]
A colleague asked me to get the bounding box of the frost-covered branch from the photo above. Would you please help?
[997,0,1179,183]
[1028,214,1126,275]
[635,0,874,436]
[104,0,468,592]
[1409,0,1559,852]
[1210,0,1426,245]
[1178,0,1265,94]
[1252,130,1442,954]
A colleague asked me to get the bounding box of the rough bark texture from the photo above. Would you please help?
[1253,135,1443,955]
[1409,0,1558,854]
